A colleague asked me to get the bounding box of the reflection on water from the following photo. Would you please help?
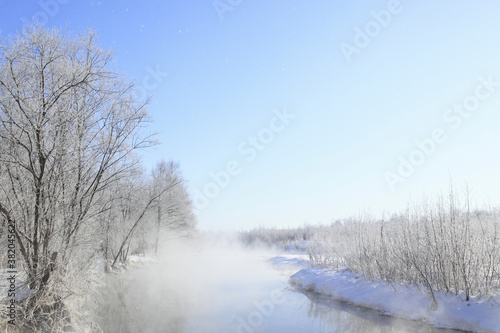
[299,289,467,333]
[94,244,465,333]
[96,268,188,332]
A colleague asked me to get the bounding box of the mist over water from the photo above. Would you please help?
[94,238,463,333]
[95,238,281,332]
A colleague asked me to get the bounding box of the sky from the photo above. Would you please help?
[1,0,500,231]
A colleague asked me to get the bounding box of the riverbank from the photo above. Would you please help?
[289,266,500,333]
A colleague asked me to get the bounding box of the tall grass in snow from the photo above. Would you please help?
[307,191,500,303]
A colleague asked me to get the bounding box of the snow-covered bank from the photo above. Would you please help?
[268,254,310,270]
[290,267,500,333]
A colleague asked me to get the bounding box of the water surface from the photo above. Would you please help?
[95,245,464,332]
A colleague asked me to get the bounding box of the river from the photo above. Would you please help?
[94,244,464,333]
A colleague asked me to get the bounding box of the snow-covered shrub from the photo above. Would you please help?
[308,190,500,304]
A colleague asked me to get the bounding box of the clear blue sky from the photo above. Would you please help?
[2,1,500,230]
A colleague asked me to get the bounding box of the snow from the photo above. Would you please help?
[284,240,313,254]
[99,253,157,273]
[290,267,500,333]
[127,253,156,265]
[268,254,310,271]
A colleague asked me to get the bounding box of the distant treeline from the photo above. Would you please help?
[239,226,312,249]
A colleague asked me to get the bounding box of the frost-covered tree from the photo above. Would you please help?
[151,160,196,254]
[0,24,153,329]
[101,160,196,268]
